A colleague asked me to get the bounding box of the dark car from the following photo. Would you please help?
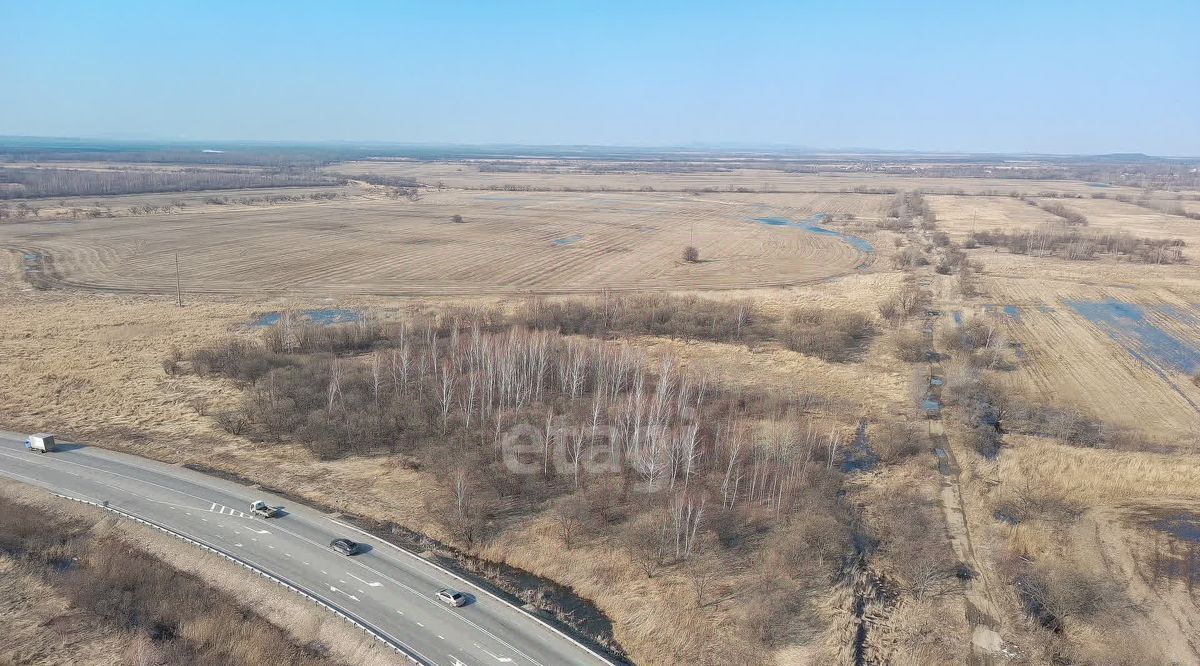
[330,538,359,555]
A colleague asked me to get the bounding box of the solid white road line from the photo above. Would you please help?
[348,572,384,587]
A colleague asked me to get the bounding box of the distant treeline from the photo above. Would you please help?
[515,293,877,363]
[968,227,1186,264]
[0,166,342,199]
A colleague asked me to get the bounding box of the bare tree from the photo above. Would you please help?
[687,557,721,607]
[552,494,594,550]
[622,513,667,578]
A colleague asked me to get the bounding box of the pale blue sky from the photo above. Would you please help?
[2,1,1197,154]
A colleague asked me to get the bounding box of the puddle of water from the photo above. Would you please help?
[1065,299,1200,374]
[552,234,583,247]
[1037,305,1055,314]
[1141,511,1200,586]
[933,448,950,474]
[952,311,963,327]
[994,511,1020,525]
[751,213,875,253]
[1002,306,1021,320]
[842,418,878,473]
[1087,183,1110,188]
[921,397,942,413]
[1156,515,1200,543]
[252,308,362,327]
[930,377,944,386]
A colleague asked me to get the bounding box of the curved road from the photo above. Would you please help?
[0,431,611,666]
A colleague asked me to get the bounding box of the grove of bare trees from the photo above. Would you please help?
[186,308,871,656]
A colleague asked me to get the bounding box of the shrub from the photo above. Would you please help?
[1014,561,1127,630]
[969,227,1185,264]
[1039,201,1089,226]
[683,245,700,263]
[778,307,876,363]
[891,329,927,363]
[214,409,249,436]
[190,396,210,416]
[871,421,925,463]
[878,279,932,322]
[891,245,929,269]
[516,294,766,342]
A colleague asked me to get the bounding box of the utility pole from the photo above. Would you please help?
[174,253,183,307]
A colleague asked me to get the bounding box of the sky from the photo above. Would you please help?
[1,1,1197,155]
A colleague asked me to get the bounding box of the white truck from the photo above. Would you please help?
[250,500,282,518]
[25,433,56,453]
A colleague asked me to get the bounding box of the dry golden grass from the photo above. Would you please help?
[0,188,874,296]
[999,434,1200,504]
[0,557,135,665]
[483,518,770,666]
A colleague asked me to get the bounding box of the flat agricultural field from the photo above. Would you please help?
[327,160,1163,198]
[0,188,876,296]
[960,251,1200,444]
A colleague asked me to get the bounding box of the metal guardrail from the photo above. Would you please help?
[329,518,620,665]
[50,492,429,666]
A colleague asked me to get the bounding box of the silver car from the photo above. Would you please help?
[436,588,467,607]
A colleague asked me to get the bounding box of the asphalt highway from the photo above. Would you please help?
[0,431,611,666]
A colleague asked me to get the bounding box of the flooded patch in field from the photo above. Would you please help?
[1134,509,1200,588]
[842,419,878,473]
[1002,305,1021,320]
[552,234,583,247]
[952,311,963,327]
[1155,514,1200,543]
[252,308,362,327]
[1037,305,1055,314]
[1158,305,1200,328]
[752,213,875,254]
[1065,299,1200,374]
